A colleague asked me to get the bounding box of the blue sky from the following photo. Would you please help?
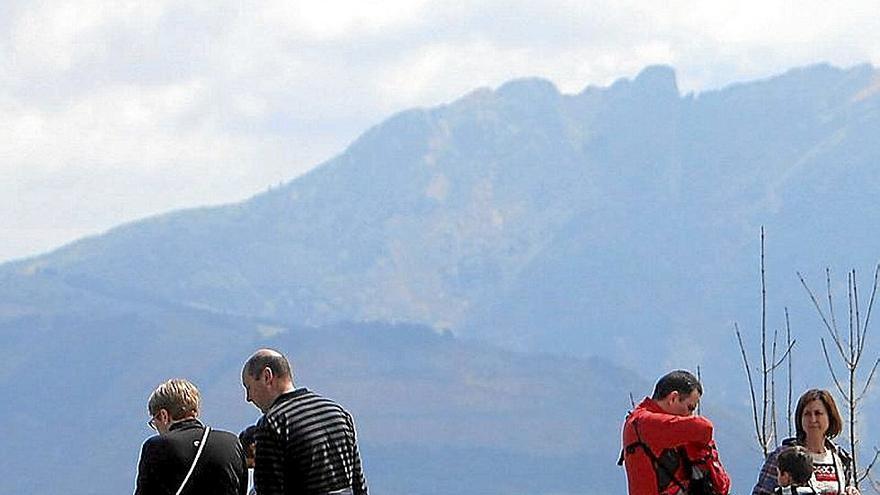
[3,0,879,263]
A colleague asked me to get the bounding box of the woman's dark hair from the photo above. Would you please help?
[794,389,842,441]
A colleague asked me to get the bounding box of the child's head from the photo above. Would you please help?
[776,446,813,487]
[239,425,258,468]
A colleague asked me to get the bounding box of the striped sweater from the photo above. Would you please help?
[255,388,368,495]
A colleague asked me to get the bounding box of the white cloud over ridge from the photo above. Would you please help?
[2,0,879,262]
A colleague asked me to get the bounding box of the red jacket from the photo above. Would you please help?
[621,398,714,495]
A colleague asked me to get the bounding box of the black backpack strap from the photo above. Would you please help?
[618,440,644,466]
[622,419,689,495]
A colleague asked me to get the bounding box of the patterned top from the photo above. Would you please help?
[255,388,368,495]
[774,485,818,495]
[753,438,852,495]
[811,449,844,494]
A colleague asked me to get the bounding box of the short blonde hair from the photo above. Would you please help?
[148,378,201,420]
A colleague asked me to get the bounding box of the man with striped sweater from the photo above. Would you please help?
[242,349,368,495]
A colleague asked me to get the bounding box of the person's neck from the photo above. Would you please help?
[804,434,826,453]
[655,398,674,414]
[161,415,198,434]
[267,384,297,407]
[169,415,198,426]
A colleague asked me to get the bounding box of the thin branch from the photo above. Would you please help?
[850,271,857,368]
[736,324,763,451]
[761,229,769,448]
[858,448,880,484]
[828,267,839,343]
[858,264,880,358]
[859,358,880,403]
[771,326,779,445]
[800,271,850,364]
[866,471,880,494]
[761,231,770,445]
[785,307,793,438]
[696,366,702,416]
[770,339,796,371]
[854,270,862,366]
[821,338,849,400]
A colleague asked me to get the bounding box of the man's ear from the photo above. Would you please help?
[262,366,275,384]
[668,390,680,403]
[158,408,170,422]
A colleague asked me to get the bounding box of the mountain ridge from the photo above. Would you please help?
[4,61,880,494]
[4,62,880,352]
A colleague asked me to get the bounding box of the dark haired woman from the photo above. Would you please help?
[752,389,859,495]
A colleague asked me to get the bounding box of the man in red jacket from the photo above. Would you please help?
[621,370,715,495]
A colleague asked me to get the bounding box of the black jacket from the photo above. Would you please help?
[135,419,247,495]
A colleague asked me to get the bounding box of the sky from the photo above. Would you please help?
[2,0,879,263]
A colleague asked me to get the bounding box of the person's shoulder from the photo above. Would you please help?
[314,392,353,417]
[297,387,337,404]
[142,434,162,445]
[194,428,245,460]
[626,400,657,420]
[765,438,798,459]
[140,434,171,454]
[780,437,799,447]
[827,440,852,463]
[690,414,714,426]
[627,407,713,435]
[209,428,243,443]
[269,388,344,414]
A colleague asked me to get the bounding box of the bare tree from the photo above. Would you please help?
[785,307,794,438]
[798,265,880,489]
[696,365,702,416]
[735,227,796,456]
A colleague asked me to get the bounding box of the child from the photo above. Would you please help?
[239,425,258,495]
[775,446,818,495]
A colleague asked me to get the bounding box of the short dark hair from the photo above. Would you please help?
[794,389,842,441]
[243,349,293,381]
[239,425,258,448]
[652,370,703,400]
[777,446,814,485]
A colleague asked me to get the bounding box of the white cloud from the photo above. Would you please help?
[9,1,170,76]
[259,0,430,40]
[2,0,879,262]
[11,2,104,72]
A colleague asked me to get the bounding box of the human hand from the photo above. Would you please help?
[845,486,860,495]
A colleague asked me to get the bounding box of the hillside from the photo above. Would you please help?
[4,310,723,494]
[4,64,880,367]
[3,62,880,493]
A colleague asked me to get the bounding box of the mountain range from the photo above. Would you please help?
[3,62,880,493]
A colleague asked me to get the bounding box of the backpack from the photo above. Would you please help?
[682,440,731,495]
[619,419,731,495]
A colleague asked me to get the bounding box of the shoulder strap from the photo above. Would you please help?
[175,426,211,495]
[624,420,689,494]
[833,443,854,486]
